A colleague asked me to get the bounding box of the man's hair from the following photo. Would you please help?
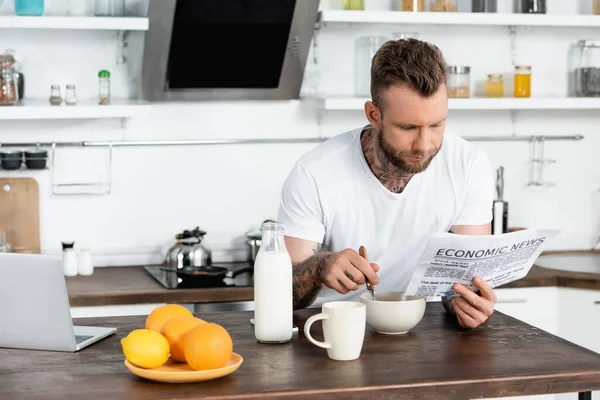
[370,38,448,109]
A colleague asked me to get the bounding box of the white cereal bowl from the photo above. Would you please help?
[360,291,426,335]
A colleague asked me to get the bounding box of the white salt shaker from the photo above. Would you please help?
[78,249,94,276]
[61,242,78,276]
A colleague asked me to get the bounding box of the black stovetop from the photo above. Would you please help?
[144,262,254,289]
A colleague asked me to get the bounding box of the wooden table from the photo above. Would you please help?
[2,303,599,399]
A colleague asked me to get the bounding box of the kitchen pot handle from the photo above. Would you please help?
[304,313,331,350]
[230,266,254,279]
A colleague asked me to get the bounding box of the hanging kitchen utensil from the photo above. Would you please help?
[0,178,40,254]
[163,227,212,271]
[492,166,508,235]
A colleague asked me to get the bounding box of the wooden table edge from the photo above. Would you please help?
[192,370,600,400]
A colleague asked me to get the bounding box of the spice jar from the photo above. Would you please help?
[594,0,600,15]
[447,66,470,98]
[514,66,532,98]
[65,84,77,105]
[0,55,19,106]
[343,0,364,9]
[472,0,497,12]
[98,69,111,105]
[4,49,24,101]
[430,0,458,12]
[49,85,62,105]
[402,0,425,11]
[521,0,545,14]
[485,74,504,97]
[573,40,600,97]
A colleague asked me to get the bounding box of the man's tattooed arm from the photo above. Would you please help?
[292,249,332,310]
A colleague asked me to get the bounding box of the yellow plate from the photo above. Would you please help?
[124,353,243,383]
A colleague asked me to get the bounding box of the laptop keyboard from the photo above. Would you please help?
[75,335,94,344]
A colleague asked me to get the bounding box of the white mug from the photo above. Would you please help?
[304,301,366,361]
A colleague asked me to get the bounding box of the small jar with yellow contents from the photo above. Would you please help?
[514,65,532,98]
[485,74,504,98]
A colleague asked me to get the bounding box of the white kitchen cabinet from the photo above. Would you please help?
[493,287,559,336]
[557,288,600,354]
[70,303,194,318]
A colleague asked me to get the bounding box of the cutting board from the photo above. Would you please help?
[0,178,40,254]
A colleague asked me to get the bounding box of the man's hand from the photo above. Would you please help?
[318,249,380,294]
[451,276,497,329]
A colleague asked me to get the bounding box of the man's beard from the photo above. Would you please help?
[377,128,441,174]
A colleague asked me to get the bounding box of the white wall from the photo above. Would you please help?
[1,0,599,266]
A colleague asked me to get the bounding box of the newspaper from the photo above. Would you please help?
[404,228,561,297]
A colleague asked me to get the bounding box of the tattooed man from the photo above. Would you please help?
[277,39,497,329]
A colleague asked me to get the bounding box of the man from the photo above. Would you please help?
[277,38,497,329]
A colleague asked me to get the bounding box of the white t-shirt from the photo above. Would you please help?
[277,126,494,307]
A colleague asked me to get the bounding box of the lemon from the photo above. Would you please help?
[121,329,170,369]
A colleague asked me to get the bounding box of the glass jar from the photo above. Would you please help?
[344,0,364,10]
[4,49,24,102]
[49,84,62,106]
[485,74,504,97]
[521,0,545,14]
[594,0,600,15]
[94,0,124,16]
[65,84,77,105]
[402,0,425,11]
[0,55,19,106]
[472,0,497,12]
[447,66,471,98]
[430,0,458,12]
[514,65,532,98]
[98,69,111,105]
[15,0,44,16]
[355,36,387,97]
[573,40,600,97]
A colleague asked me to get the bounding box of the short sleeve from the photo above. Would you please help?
[453,149,494,226]
[277,163,326,243]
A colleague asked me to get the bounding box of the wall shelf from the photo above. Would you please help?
[318,10,600,28]
[318,97,600,111]
[0,99,151,120]
[0,16,149,30]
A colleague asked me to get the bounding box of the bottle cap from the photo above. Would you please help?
[98,69,110,78]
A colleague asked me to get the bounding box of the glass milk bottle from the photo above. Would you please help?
[253,222,293,343]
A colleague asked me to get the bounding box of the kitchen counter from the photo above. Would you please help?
[66,254,600,307]
[66,266,253,307]
[1,303,599,400]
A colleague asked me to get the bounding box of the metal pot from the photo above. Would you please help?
[163,227,212,271]
[245,219,276,265]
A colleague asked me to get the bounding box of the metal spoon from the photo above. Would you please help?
[359,246,375,300]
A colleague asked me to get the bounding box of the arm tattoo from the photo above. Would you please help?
[292,252,331,310]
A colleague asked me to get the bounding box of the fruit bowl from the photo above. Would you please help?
[124,352,243,383]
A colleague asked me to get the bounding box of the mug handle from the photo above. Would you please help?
[304,313,331,349]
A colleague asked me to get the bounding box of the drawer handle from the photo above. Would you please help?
[595,301,600,305]
[496,299,527,304]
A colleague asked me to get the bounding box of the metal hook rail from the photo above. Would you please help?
[0,134,583,195]
[0,134,584,149]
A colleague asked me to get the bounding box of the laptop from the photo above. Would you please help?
[0,253,116,352]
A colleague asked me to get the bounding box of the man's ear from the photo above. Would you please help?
[364,101,382,129]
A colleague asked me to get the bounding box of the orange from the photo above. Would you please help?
[160,315,206,362]
[184,323,233,371]
[145,304,193,333]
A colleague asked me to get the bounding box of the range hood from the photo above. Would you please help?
[141,0,320,102]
